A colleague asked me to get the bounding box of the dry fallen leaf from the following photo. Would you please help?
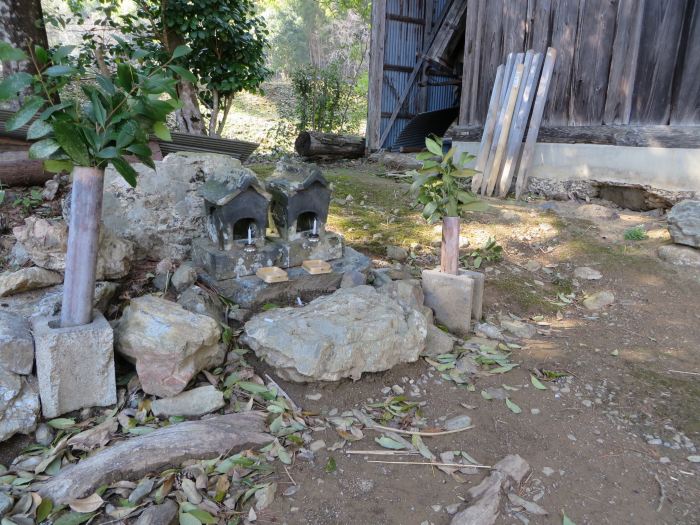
[67,418,118,451]
[68,493,104,513]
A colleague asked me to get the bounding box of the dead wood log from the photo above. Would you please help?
[38,412,271,504]
[0,158,53,188]
[294,131,366,159]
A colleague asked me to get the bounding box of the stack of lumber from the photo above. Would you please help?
[471,47,557,200]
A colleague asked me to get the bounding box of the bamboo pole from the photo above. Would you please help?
[440,216,460,275]
[61,167,104,327]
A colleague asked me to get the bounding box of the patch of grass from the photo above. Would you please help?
[624,225,648,241]
[552,276,574,295]
[490,274,559,315]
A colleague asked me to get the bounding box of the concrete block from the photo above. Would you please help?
[459,269,485,320]
[32,310,116,418]
[421,269,474,337]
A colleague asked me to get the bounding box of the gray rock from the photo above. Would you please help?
[445,415,472,430]
[667,200,700,248]
[379,278,424,310]
[151,386,225,417]
[0,311,34,374]
[42,179,59,201]
[422,325,456,357]
[0,267,62,297]
[582,290,615,310]
[0,281,117,321]
[386,245,409,262]
[171,263,197,292]
[474,322,505,341]
[500,318,536,339]
[658,244,700,267]
[340,270,366,288]
[0,371,39,442]
[35,423,54,446]
[573,266,602,280]
[115,295,225,397]
[241,286,428,382]
[12,217,133,279]
[177,285,226,323]
[102,152,244,260]
[134,499,179,525]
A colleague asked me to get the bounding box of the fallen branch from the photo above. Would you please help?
[367,460,491,469]
[654,473,666,512]
[346,450,420,456]
[365,424,474,437]
[668,369,700,377]
[38,412,271,504]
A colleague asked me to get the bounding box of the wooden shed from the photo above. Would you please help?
[367,0,700,152]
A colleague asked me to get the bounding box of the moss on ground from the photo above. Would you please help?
[490,274,560,315]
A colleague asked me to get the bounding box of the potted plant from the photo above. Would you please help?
[0,40,193,416]
[1,41,192,326]
[411,136,486,274]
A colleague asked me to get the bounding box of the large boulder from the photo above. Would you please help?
[241,285,428,382]
[115,295,225,397]
[0,311,34,375]
[0,267,63,297]
[102,152,246,260]
[12,217,133,279]
[667,200,700,248]
[0,369,40,442]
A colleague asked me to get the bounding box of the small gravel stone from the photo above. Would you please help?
[567,434,577,442]
[305,393,322,401]
[310,440,326,452]
[647,438,663,446]
[659,457,671,464]
[446,503,461,515]
[542,467,555,477]
[582,400,593,408]
[392,385,405,395]
[530,408,540,415]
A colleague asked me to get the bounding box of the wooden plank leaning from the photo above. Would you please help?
[471,64,505,193]
[484,63,525,196]
[514,47,558,200]
[497,50,542,197]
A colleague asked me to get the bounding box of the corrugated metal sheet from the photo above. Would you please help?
[379,0,462,149]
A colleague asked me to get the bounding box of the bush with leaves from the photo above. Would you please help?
[410,136,486,223]
[0,40,188,184]
[290,63,362,134]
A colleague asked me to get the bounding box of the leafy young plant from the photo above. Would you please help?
[465,237,503,268]
[410,136,486,223]
[0,41,189,185]
[623,225,648,241]
[14,188,43,212]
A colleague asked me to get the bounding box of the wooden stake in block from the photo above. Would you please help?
[302,259,332,275]
[256,266,289,283]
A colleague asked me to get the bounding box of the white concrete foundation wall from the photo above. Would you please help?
[453,141,700,193]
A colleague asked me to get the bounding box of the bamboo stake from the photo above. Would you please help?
[367,460,492,469]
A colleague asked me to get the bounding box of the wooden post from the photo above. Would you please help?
[60,167,105,327]
[440,216,460,275]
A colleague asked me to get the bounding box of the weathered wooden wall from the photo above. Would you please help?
[459,0,700,128]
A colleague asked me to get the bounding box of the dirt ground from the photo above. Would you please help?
[249,162,700,525]
[1,162,698,524]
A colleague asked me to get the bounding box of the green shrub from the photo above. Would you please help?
[623,225,648,241]
[290,64,363,134]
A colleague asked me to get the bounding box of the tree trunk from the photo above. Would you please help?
[61,167,104,327]
[294,131,366,159]
[160,0,204,135]
[440,216,460,275]
[0,0,51,108]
